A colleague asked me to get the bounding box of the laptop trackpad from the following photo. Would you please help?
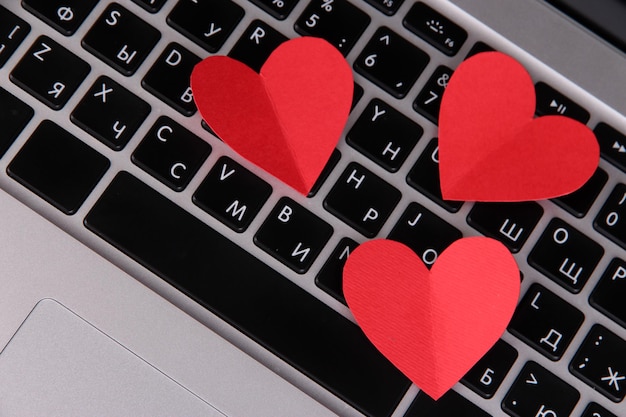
[0,299,226,416]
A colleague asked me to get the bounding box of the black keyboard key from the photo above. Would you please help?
[590,258,626,329]
[228,20,288,72]
[11,36,90,110]
[250,0,299,20]
[502,361,579,417]
[71,76,151,150]
[388,202,461,267]
[461,340,518,399]
[529,218,604,293]
[324,163,401,237]
[22,0,98,35]
[407,139,463,212]
[307,149,340,198]
[535,82,590,123]
[0,87,34,158]
[413,65,452,125]
[315,237,359,304]
[403,390,490,417]
[508,284,584,361]
[546,0,626,54]
[255,198,333,273]
[347,99,423,172]
[0,6,30,68]
[132,0,167,13]
[403,2,467,56]
[354,27,429,99]
[7,120,109,214]
[581,402,618,417]
[595,122,626,172]
[132,116,211,191]
[552,168,607,218]
[82,3,160,76]
[467,202,543,253]
[201,119,216,136]
[465,41,494,58]
[142,43,200,116]
[364,0,404,16]
[193,156,272,232]
[85,172,410,417]
[167,0,244,53]
[570,324,626,402]
[294,0,370,55]
[594,183,626,249]
[352,83,364,110]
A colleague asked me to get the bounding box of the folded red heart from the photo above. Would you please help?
[190,37,353,195]
[343,238,520,400]
[438,51,599,202]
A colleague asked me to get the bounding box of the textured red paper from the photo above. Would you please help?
[439,51,599,202]
[343,238,520,400]
[191,37,353,195]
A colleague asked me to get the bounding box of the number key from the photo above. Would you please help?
[594,183,626,249]
[364,0,404,16]
[132,0,168,13]
[552,167,607,218]
[250,0,299,20]
[294,0,370,55]
[355,27,429,99]
[413,66,452,125]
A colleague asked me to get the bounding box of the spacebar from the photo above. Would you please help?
[85,172,409,417]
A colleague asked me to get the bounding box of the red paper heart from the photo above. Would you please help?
[343,237,520,400]
[191,37,353,195]
[439,52,599,202]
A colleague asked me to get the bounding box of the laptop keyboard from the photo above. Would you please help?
[1,1,626,416]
